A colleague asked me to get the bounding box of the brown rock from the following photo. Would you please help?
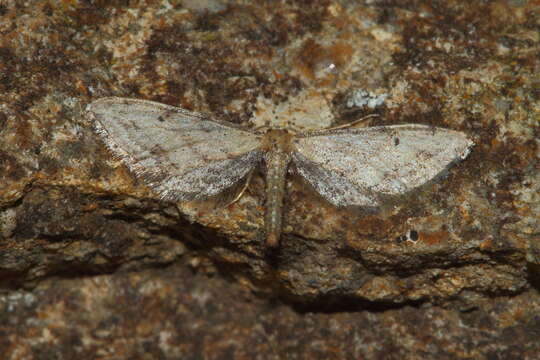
[0,0,538,358]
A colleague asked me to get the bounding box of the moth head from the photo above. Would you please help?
[261,129,295,152]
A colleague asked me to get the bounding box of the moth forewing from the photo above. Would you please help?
[291,124,474,207]
[86,97,263,202]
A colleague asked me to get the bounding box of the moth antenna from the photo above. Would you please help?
[324,113,380,131]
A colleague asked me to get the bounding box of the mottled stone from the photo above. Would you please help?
[1,267,540,359]
[0,0,538,358]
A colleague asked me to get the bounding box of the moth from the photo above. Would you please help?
[87,97,473,247]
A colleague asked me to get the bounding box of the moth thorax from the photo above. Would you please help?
[261,129,294,154]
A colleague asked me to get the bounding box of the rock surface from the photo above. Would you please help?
[0,0,538,358]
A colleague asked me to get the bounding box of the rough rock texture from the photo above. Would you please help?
[0,0,538,359]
